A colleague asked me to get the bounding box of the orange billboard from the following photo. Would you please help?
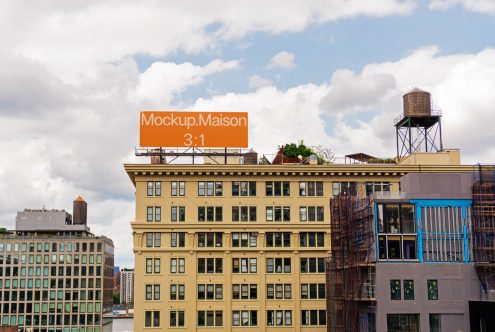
[140,111,248,148]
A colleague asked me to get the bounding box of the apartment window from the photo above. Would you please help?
[170,284,185,300]
[198,181,222,196]
[390,280,401,300]
[232,181,256,196]
[429,314,441,332]
[170,311,185,327]
[427,280,438,300]
[301,284,326,299]
[404,280,414,300]
[267,310,292,326]
[171,233,185,247]
[147,181,154,196]
[266,258,291,273]
[146,206,161,222]
[145,285,160,300]
[198,206,223,222]
[387,314,419,332]
[197,258,223,274]
[197,284,223,300]
[231,232,257,247]
[232,206,257,222]
[266,232,291,247]
[299,206,325,222]
[377,203,416,261]
[144,311,160,327]
[145,258,160,274]
[171,181,185,196]
[170,206,185,222]
[332,181,356,196]
[232,284,257,300]
[197,232,223,247]
[145,233,161,248]
[170,258,185,274]
[299,232,325,247]
[299,181,324,196]
[232,310,257,326]
[267,284,291,299]
[265,181,290,196]
[300,257,325,273]
[266,206,290,222]
[365,181,390,196]
[301,310,326,326]
[198,310,223,327]
[232,257,257,273]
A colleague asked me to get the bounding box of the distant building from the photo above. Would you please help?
[0,196,114,331]
[120,268,134,305]
[113,266,121,297]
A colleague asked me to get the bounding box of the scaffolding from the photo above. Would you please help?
[472,165,495,297]
[327,195,376,332]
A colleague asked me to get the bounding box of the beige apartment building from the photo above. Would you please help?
[125,156,471,332]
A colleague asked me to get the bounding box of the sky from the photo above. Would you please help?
[1,0,495,267]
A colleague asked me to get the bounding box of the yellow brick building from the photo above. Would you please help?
[125,157,471,332]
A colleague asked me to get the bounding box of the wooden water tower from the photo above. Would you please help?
[395,88,443,161]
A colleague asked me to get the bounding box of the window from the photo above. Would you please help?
[299,206,325,222]
[265,181,290,196]
[404,280,414,300]
[198,206,223,222]
[301,310,326,326]
[232,258,257,273]
[147,181,153,196]
[145,285,160,300]
[145,233,161,248]
[231,232,257,247]
[197,284,223,300]
[232,310,257,326]
[232,181,256,196]
[266,258,291,273]
[232,206,257,222]
[170,258,185,274]
[267,310,292,326]
[146,181,161,197]
[171,181,185,196]
[365,181,390,196]
[232,284,257,300]
[145,258,160,274]
[427,280,438,300]
[429,314,441,332]
[299,232,325,247]
[267,284,291,299]
[198,311,223,327]
[171,233,185,247]
[146,206,161,222]
[197,232,223,247]
[301,284,325,299]
[170,284,185,300]
[198,181,222,196]
[300,257,325,273]
[390,280,401,300]
[145,311,160,327]
[387,314,419,332]
[266,232,291,247]
[266,206,290,222]
[332,181,356,196]
[300,181,324,196]
[170,311,185,327]
[170,206,185,222]
[197,258,223,274]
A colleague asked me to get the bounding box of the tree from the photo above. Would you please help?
[113,293,120,305]
[310,145,336,164]
[283,143,314,158]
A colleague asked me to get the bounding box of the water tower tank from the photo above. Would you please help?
[403,88,431,117]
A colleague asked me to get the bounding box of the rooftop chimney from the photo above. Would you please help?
[73,196,87,225]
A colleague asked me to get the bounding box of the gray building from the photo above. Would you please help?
[0,197,114,332]
[328,170,495,332]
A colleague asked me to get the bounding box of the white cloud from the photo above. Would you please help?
[248,74,273,89]
[429,0,495,15]
[268,51,297,69]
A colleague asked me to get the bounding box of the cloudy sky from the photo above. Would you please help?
[1,0,495,267]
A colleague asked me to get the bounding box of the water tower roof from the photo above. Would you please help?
[74,195,86,202]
